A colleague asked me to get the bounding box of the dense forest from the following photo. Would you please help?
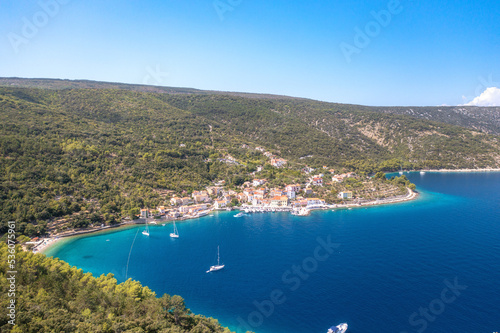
[0,243,233,332]
[3,77,500,134]
[0,79,499,238]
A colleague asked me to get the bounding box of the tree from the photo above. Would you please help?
[231,175,245,186]
[0,243,231,332]
[129,208,140,220]
[24,223,36,237]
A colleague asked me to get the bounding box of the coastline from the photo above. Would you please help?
[38,222,154,254]
[35,169,499,253]
[37,214,214,255]
[38,189,419,253]
[413,168,500,173]
[38,170,500,333]
[310,188,418,213]
[334,188,417,210]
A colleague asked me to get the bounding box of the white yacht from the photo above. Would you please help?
[327,323,348,333]
[234,212,245,217]
[207,246,225,273]
[170,221,179,238]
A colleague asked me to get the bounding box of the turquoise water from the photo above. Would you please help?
[47,172,500,333]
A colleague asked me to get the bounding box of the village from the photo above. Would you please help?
[28,146,415,253]
[138,147,365,220]
[138,164,414,222]
[133,144,417,221]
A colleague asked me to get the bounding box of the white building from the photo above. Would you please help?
[338,191,353,199]
[140,209,149,219]
[253,179,267,187]
[214,200,228,209]
[306,198,326,207]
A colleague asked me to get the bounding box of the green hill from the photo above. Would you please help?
[0,244,231,332]
[0,79,499,237]
[1,77,499,333]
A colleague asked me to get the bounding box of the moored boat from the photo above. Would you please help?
[142,223,150,236]
[207,246,225,273]
[170,221,179,238]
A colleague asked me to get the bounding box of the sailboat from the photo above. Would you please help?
[206,246,224,273]
[142,222,150,236]
[170,221,179,238]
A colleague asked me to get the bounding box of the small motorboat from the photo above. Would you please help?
[327,323,348,333]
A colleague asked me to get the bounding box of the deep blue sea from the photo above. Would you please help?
[46,172,500,333]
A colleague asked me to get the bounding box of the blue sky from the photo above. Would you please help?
[1,0,499,106]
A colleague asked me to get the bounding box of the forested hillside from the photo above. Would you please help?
[0,244,231,332]
[0,79,499,238]
[3,77,500,133]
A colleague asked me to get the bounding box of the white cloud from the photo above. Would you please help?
[464,87,500,106]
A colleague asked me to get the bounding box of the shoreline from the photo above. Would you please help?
[38,215,213,254]
[36,168,499,251]
[38,222,158,254]
[406,168,500,173]
[310,188,418,213]
[39,189,418,253]
[334,188,417,210]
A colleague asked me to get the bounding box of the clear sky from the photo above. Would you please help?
[1,0,499,106]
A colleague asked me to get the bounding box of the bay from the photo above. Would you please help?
[46,172,500,333]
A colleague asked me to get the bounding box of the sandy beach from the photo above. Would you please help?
[34,237,62,254]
